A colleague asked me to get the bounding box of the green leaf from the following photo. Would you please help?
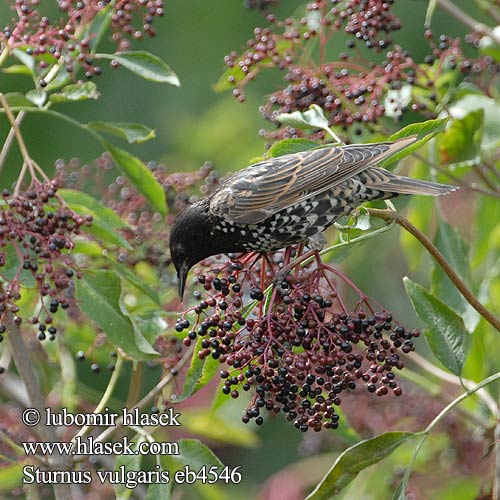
[96,51,180,85]
[87,121,155,143]
[12,48,35,72]
[448,95,500,150]
[276,104,331,132]
[83,6,112,51]
[169,439,224,470]
[379,118,448,168]
[0,92,35,108]
[59,188,132,250]
[472,196,500,267]
[109,261,161,305]
[0,463,24,492]
[431,219,478,332]
[306,432,415,500]
[174,337,220,402]
[50,82,100,103]
[75,270,157,358]
[404,277,468,375]
[2,64,33,76]
[114,436,145,499]
[25,89,47,107]
[145,482,171,500]
[103,141,166,216]
[479,30,500,62]
[181,410,259,447]
[439,109,484,165]
[267,138,320,157]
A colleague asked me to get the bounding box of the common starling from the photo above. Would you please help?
[170,136,456,298]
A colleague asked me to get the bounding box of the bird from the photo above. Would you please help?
[169,136,456,299]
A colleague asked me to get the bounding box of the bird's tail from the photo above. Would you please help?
[367,167,458,196]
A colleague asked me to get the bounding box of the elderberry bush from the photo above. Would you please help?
[0,180,91,339]
[218,0,497,139]
[2,0,164,80]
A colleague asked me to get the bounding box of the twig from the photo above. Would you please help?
[412,152,500,199]
[0,95,34,168]
[91,345,194,446]
[0,110,25,176]
[367,208,500,332]
[409,351,498,416]
[71,354,124,443]
[437,0,500,43]
[400,371,500,493]
[495,413,500,500]
[6,317,73,500]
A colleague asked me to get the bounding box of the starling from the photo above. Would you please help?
[170,136,456,298]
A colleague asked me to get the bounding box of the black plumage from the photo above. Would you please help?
[169,136,456,298]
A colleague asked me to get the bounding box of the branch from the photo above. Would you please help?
[0,110,25,175]
[367,208,500,332]
[89,345,194,448]
[6,318,73,500]
[437,0,500,43]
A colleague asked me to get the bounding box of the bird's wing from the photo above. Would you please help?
[209,136,416,224]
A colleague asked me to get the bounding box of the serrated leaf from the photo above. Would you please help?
[103,141,166,216]
[75,270,157,358]
[50,82,100,103]
[439,109,484,165]
[87,121,155,143]
[59,188,132,250]
[174,337,220,402]
[306,432,415,500]
[267,138,319,157]
[96,51,180,85]
[379,118,449,168]
[25,89,47,107]
[404,277,467,375]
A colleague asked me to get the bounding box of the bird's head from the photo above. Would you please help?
[169,199,214,300]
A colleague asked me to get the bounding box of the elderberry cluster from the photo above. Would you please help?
[341,0,401,51]
[177,251,419,432]
[224,0,498,138]
[1,0,164,80]
[0,180,91,338]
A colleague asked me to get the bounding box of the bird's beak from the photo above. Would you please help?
[177,261,190,301]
